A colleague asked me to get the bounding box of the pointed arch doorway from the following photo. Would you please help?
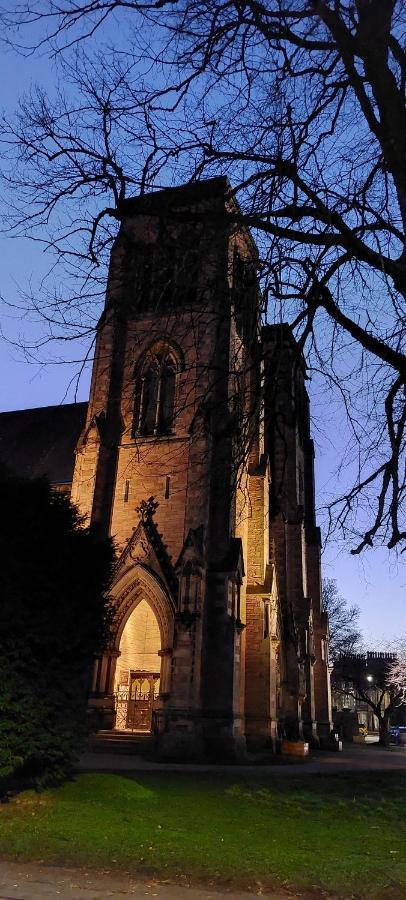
[114,598,162,732]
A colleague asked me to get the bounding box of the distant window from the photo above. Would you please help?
[297,463,304,505]
[177,241,200,304]
[158,360,177,432]
[132,243,154,311]
[140,361,160,434]
[130,233,200,312]
[133,343,180,436]
[233,251,257,342]
[263,602,270,639]
[155,243,177,308]
[155,235,200,307]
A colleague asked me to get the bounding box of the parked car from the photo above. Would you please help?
[390,726,406,745]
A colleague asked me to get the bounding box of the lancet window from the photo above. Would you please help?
[232,250,257,342]
[133,343,180,436]
[132,243,154,312]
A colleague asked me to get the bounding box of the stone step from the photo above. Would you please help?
[95,730,152,739]
[88,731,154,755]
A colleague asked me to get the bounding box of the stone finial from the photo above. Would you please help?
[136,496,159,521]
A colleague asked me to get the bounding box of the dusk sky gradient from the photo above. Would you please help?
[0,40,404,647]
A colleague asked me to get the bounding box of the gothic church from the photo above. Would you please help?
[0,177,332,759]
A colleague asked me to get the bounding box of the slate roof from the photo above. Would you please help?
[0,402,88,484]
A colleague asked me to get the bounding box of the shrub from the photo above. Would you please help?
[0,469,114,787]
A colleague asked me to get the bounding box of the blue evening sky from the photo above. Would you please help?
[0,41,404,647]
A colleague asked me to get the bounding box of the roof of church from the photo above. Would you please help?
[0,402,88,484]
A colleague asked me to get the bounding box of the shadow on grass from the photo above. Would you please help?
[0,770,405,899]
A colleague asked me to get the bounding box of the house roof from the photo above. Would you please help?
[0,402,88,484]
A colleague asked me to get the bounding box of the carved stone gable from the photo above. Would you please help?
[114,505,177,601]
[175,525,205,573]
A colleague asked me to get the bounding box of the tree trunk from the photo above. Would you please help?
[378,716,390,747]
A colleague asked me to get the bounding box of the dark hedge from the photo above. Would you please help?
[0,468,114,788]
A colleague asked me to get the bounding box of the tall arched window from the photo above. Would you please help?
[158,358,177,432]
[140,361,160,434]
[133,344,180,436]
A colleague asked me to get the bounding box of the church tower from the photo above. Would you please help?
[71,177,332,759]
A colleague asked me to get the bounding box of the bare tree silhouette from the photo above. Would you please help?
[1,0,405,552]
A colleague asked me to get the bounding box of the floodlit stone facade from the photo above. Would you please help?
[70,177,332,758]
[0,176,332,759]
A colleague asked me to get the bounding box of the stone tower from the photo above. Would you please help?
[71,177,332,759]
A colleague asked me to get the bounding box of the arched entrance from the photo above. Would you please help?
[101,563,175,734]
[114,598,162,732]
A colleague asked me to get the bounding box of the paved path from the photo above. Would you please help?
[77,743,406,776]
[0,861,294,900]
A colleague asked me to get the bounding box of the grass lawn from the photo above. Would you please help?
[0,771,405,898]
